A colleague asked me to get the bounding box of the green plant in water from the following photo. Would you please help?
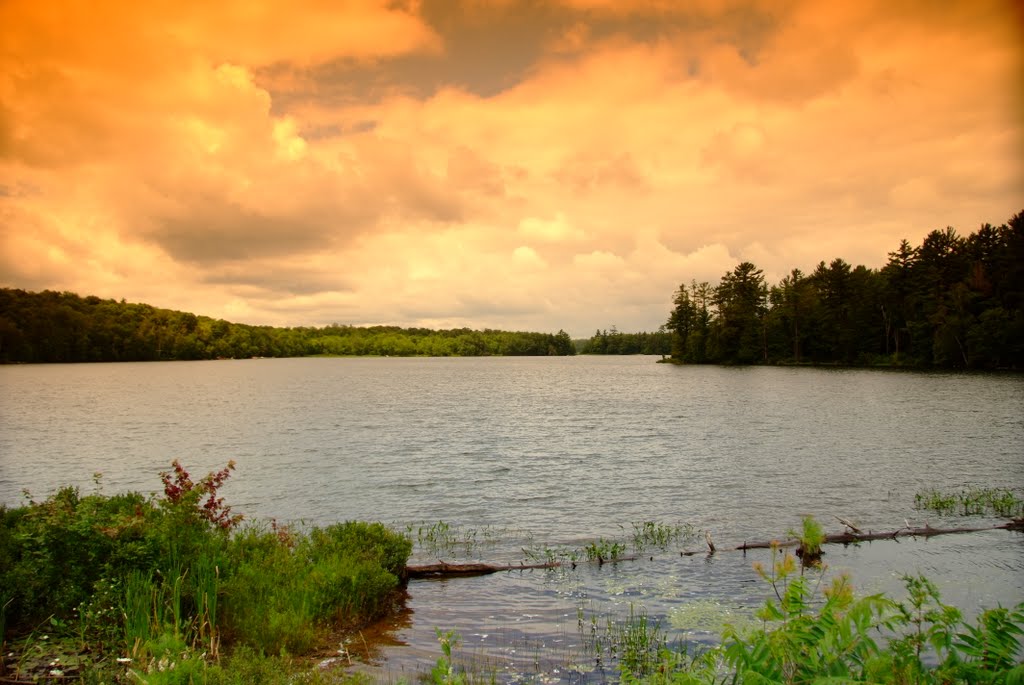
[522,543,581,565]
[578,603,674,679]
[787,514,825,565]
[914,486,1024,518]
[629,521,695,552]
[584,538,627,564]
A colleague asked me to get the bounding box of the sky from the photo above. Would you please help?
[1,0,1021,337]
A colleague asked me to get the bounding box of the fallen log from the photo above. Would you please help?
[404,560,562,579]
[736,519,1024,552]
[403,518,1024,580]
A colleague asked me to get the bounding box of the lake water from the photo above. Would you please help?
[1,357,1022,681]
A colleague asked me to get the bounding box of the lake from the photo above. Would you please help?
[1,357,1022,680]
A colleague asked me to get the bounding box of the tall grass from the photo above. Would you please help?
[0,462,412,681]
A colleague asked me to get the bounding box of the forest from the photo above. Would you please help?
[0,290,575,362]
[3,210,1021,367]
[664,210,1024,369]
[575,327,672,355]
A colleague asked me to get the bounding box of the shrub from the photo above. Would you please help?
[1,462,413,668]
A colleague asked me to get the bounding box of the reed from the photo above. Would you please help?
[915,486,1024,518]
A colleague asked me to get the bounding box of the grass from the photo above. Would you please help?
[630,521,697,553]
[0,462,412,683]
[914,486,1024,518]
[6,472,1023,684]
[523,519,697,567]
[407,521,527,559]
[584,538,628,563]
[788,514,826,564]
[578,603,670,679]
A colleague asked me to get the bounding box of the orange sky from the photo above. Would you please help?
[1,0,1021,336]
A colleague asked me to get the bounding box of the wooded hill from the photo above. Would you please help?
[665,210,1024,369]
[0,290,575,362]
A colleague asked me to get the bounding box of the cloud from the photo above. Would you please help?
[518,214,585,242]
[0,0,1020,338]
[512,245,548,268]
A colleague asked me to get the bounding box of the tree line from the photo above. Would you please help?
[576,327,672,355]
[666,210,1024,368]
[0,289,575,362]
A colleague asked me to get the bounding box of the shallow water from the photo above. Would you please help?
[1,357,1022,680]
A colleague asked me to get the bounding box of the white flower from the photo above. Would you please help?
[49,669,64,676]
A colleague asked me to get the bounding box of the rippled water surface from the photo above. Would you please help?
[2,357,1022,680]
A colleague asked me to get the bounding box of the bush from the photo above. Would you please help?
[218,521,412,654]
[0,462,413,670]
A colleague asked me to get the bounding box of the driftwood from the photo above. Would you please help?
[403,519,1023,580]
[736,519,1024,552]
[404,560,563,579]
[404,554,643,580]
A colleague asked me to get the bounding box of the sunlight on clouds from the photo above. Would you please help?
[0,0,1020,336]
[518,214,585,242]
[573,250,626,270]
[272,118,308,161]
[512,245,547,269]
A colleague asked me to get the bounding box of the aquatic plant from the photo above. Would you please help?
[407,520,523,559]
[584,538,628,564]
[914,486,1024,518]
[629,521,696,552]
[787,514,826,564]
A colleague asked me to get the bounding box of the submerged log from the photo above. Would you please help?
[736,519,1024,552]
[403,519,1024,580]
[404,560,562,579]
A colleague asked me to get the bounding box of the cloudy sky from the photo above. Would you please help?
[1,0,1021,337]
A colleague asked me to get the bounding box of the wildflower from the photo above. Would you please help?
[49,669,64,676]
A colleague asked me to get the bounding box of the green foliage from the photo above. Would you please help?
[787,515,826,563]
[0,462,413,677]
[430,629,466,685]
[623,552,1024,685]
[0,288,576,363]
[630,521,696,552]
[667,209,1024,369]
[579,328,672,355]
[584,537,628,563]
[914,487,1024,518]
[723,548,895,684]
[579,604,669,679]
[219,521,410,655]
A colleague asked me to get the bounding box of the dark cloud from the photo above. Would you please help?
[261,0,781,111]
[454,294,546,318]
[145,197,366,265]
[391,294,548,324]
[200,265,353,297]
